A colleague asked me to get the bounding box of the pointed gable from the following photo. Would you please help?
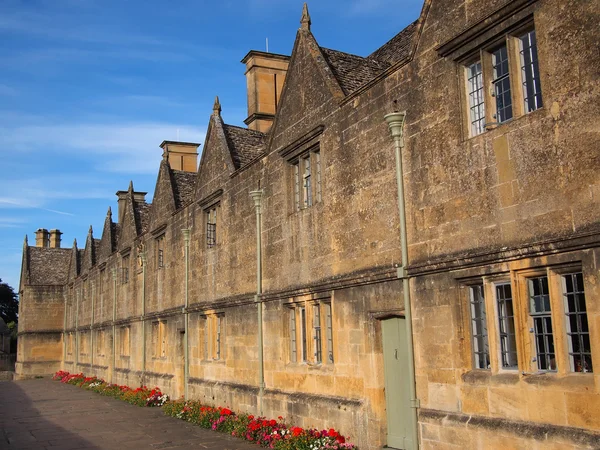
[68,239,80,281]
[98,207,116,260]
[117,181,149,248]
[148,161,177,232]
[81,226,96,272]
[196,97,246,201]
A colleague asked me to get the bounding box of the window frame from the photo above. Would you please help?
[467,266,594,376]
[205,204,219,249]
[156,234,165,270]
[120,326,130,357]
[462,24,543,137]
[202,313,225,362]
[287,299,334,366]
[291,145,322,212]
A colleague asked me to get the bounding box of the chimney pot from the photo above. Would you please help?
[49,229,62,248]
[159,141,200,172]
[35,228,50,248]
[241,51,290,132]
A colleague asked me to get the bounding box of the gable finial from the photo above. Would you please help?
[73,238,78,248]
[128,180,134,192]
[300,3,311,31]
[213,96,222,116]
[107,206,112,217]
[88,225,93,235]
[24,235,28,246]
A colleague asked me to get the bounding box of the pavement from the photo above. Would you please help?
[0,378,258,450]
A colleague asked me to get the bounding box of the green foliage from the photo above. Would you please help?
[0,278,19,324]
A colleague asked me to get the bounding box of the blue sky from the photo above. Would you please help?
[0,0,422,291]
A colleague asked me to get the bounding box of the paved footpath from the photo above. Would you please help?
[0,378,258,450]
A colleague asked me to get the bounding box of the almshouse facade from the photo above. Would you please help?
[17,1,600,449]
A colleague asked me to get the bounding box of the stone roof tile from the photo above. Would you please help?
[134,201,151,235]
[222,124,266,169]
[171,170,197,209]
[28,247,71,285]
[320,21,417,96]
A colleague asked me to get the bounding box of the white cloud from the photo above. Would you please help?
[1,121,205,174]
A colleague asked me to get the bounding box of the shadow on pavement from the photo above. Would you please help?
[0,378,99,450]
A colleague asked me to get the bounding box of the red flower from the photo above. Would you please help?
[220,408,232,416]
[291,427,303,437]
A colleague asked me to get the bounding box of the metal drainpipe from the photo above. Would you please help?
[384,111,420,450]
[141,251,147,384]
[249,189,264,416]
[75,289,79,367]
[182,229,190,401]
[111,267,117,383]
[63,290,68,368]
[91,281,95,371]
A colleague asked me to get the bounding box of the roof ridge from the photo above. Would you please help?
[223,123,266,136]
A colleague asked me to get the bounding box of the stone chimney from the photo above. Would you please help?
[160,141,200,172]
[35,228,49,248]
[49,229,62,248]
[241,50,290,132]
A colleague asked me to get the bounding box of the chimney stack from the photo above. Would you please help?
[35,228,49,248]
[160,141,200,172]
[49,229,62,248]
[241,51,290,132]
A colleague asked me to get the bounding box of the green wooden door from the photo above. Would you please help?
[382,317,414,449]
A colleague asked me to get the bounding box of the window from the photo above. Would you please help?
[313,304,322,363]
[206,206,217,248]
[563,273,592,373]
[463,27,542,136]
[491,45,513,123]
[67,332,73,355]
[519,30,543,113]
[528,276,555,371]
[152,321,167,358]
[467,61,485,136]
[122,255,130,284]
[156,235,165,269]
[80,331,89,356]
[288,301,333,365]
[495,283,517,369]
[120,326,130,357]
[292,147,322,211]
[466,267,593,374]
[469,285,489,369]
[203,314,224,360]
[96,329,105,357]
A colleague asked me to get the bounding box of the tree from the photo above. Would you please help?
[0,279,19,324]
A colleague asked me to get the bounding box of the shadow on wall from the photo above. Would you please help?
[0,379,99,449]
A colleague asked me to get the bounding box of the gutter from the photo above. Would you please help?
[384,111,420,450]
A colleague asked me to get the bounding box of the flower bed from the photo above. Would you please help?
[52,370,168,407]
[163,399,357,450]
[53,371,357,449]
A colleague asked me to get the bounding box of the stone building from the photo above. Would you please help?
[17,0,600,449]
